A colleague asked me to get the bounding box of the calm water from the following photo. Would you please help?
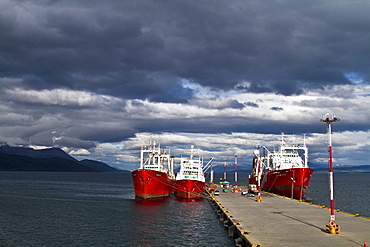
[305,172,370,218]
[0,172,369,246]
[0,172,234,247]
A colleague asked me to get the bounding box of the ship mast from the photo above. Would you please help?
[303,134,308,167]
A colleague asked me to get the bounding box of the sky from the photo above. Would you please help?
[1,0,370,171]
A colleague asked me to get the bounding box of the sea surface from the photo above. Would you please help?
[0,171,369,246]
[0,172,234,247]
[305,172,370,218]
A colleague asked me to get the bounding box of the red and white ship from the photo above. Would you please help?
[175,145,214,199]
[131,139,175,199]
[249,133,314,200]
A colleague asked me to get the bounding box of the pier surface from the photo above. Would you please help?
[212,188,369,246]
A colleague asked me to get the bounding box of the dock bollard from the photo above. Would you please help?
[326,220,340,234]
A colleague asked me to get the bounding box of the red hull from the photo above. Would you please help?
[250,168,314,200]
[175,179,205,199]
[131,169,175,199]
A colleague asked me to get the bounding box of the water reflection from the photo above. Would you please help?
[174,197,204,203]
[130,196,234,246]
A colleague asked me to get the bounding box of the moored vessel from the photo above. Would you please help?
[249,133,314,200]
[175,145,213,199]
[131,139,175,199]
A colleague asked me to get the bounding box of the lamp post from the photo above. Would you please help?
[223,158,227,181]
[253,148,263,202]
[234,153,239,187]
[320,113,340,234]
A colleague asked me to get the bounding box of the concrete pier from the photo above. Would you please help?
[208,187,369,247]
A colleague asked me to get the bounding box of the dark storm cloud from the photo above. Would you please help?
[1,0,370,169]
[149,82,193,103]
[271,107,284,111]
[1,0,369,100]
[245,102,259,108]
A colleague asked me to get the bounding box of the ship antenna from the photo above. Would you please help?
[280,132,285,154]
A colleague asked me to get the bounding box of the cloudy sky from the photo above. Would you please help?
[1,0,369,170]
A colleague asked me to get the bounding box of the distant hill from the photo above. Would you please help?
[211,164,252,174]
[0,143,126,172]
[79,159,121,172]
[313,164,370,173]
[0,153,97,172]
[210,163,370,174]
[0,142,77,161]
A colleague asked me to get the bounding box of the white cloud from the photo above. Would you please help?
[102,129,370,170]
[1,79,370,170]
[69,149,91,155]
[4,88,124,107]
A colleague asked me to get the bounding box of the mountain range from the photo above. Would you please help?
[0,143,126,172]
[1,142,368,173]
